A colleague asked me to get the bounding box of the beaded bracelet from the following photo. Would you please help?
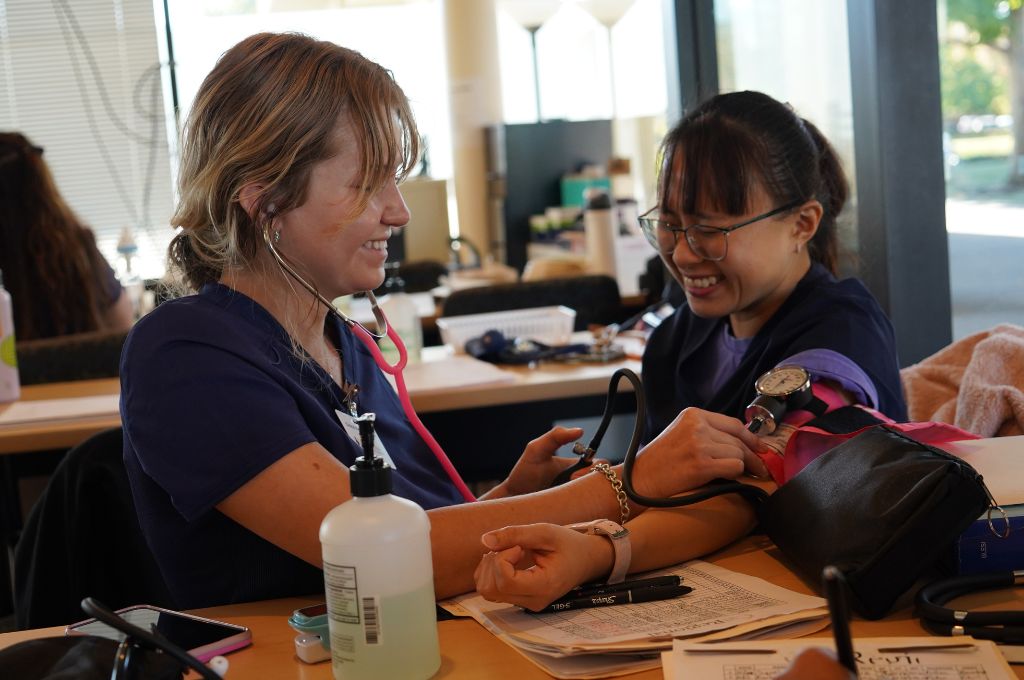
[591,462,630,526]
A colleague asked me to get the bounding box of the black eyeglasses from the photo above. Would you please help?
[637,200,802,261]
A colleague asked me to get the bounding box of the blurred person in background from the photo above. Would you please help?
[0,131,133,341]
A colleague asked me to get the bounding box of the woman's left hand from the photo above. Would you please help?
[486,427,584,498]
[474,523,612,611]
[629,407,767,500]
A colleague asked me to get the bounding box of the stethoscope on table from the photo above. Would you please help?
[915,571,1024,644]
[264,227,477,503]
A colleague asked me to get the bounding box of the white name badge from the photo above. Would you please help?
[335,409,398,470]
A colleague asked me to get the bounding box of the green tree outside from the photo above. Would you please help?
[944,0,1024,184]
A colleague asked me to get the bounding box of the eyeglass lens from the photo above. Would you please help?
[640,218,728,261]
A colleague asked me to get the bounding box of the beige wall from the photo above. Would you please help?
[443,0,504,260]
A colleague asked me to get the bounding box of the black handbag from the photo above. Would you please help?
[586,371,996,621]
[760,425,995,619]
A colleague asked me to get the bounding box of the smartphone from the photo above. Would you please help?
[65,604,252,662]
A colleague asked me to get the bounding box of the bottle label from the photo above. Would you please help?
[360,595,382,645]
[1,333,16,368]
[323,561,360,624]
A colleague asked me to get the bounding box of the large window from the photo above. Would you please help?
[938,0,1024,338]
[495,0,669,213]
[714,0,859,271]
[166,0,453,180]
[0,0,174,279]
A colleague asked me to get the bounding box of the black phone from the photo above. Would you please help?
[66,604,252,662]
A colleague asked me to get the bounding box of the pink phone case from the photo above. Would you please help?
[65,604,252,662]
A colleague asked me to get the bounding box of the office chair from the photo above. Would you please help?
[440,274,624,331]
[16,329,128,385]
[13,427,175,629]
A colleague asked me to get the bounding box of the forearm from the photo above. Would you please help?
[429,471,627,598]
[625,478,776,574]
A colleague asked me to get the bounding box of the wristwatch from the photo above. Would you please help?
[567,519,631,584]
[744,364,827,435]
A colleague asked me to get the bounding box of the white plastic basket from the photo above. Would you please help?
[436,306,576,353]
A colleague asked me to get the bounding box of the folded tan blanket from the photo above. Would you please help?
[900,324,1024,437]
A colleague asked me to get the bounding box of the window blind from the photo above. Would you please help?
[0,0,175,279]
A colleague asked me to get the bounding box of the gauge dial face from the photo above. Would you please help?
[755,365,810,397]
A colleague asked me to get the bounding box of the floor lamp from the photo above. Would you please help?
[500,0,561,121]
[576,0,635,120]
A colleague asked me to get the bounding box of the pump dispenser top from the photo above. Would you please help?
[348,412,392,497]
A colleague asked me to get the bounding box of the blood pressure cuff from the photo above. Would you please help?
[760,424,993,620]
[0,635,185,679]
[756,403,978,485]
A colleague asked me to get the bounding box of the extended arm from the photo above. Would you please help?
[217,407,764,600]
[473,477,775,611]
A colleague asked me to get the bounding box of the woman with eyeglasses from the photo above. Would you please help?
[473,92,906,611]
[637,90,906,441]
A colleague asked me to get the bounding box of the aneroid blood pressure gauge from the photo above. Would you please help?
[744,365,826,435]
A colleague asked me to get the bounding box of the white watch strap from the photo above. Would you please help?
[568,519,631,584]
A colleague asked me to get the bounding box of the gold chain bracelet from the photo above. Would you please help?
[591,462,630,526]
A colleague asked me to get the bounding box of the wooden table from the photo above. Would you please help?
[0,342,640,455]
[0,347,642,616]
[2,536,1021,678]
[0,379,120,456]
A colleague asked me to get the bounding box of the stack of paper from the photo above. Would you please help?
[445,560,828,679]
[393,355,517,393]
[0,394,120,427]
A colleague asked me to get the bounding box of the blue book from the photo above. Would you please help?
[952,504,1024,575]
[939,436,1024,576]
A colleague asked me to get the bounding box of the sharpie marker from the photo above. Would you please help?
[571,575,682,598]
[541,584,693,613]
[822,566,858,677]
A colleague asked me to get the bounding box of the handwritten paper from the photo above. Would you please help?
[665,637,1016,679]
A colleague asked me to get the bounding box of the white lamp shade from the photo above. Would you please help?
[575,0,634,28]
[499,0,562,30]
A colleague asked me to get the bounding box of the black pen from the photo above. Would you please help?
[570,575,682,598]
[539,584,693,613]
[822,565,858,677]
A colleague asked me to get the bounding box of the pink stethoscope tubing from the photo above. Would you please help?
[348,316,477,503]
[261,225,475,501]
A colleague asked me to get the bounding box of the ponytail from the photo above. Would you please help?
[801,119,848,276]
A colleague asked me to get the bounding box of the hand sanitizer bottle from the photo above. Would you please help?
[319,412,440,680]
[0,269,20,403]
[378,263,422,364]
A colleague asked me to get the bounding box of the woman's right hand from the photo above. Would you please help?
[628,407,768,499]
[473,523,613,611]
[775,648,855,679]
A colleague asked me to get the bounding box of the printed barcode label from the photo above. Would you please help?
[362,596,381,645]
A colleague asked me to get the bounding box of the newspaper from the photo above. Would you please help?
[444,560,828,678]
